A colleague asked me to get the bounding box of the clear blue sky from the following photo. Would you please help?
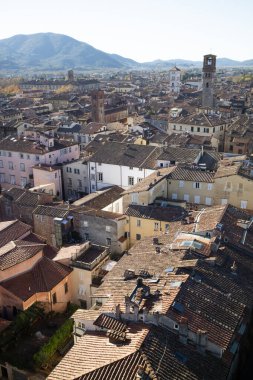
[1,0,252,62]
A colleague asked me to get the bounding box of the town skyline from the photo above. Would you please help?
[1,0,252,63]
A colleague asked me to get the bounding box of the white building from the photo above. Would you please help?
[87,141,158,192]
[169,66,181,94]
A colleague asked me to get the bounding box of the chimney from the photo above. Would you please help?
[196,329,207,353]
[125,296,131,314]
[155,246,161,254]
[115,304,121,319]
[153,237,159,245]
[179,317,188,344]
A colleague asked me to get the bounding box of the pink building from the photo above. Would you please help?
[0,133,79,189]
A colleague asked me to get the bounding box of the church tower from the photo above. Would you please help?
[91,90,105,123]
[202,54,216,109]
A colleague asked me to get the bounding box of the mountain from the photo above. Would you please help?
[0,33,138,71]
[0,33,252,72]
[142,58,253,69]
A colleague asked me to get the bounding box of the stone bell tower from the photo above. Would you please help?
[202,54,216,109]
[91,90,105,123]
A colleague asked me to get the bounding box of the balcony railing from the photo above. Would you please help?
[71,248,109,271]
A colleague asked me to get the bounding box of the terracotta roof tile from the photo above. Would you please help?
[0,256,72,300]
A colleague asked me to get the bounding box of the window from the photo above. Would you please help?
[8,152,12,157]
[85,233,89,240]
[105,225,111,232]
[78,179,82,188]
[20,177,27,187]
[204,128,209,133]
[131,193,138,204]
[128,176,134,186]
[52,293,57,304]
[55,173,57,178]
[20,153,24,159]
[64,283,68,294]
[74,168,80,174]
[0,173,5,183]
[0,160,3,168]
[174,323,179,330]
[184,194,189,202]
[241,200,247,209]
[205,197,212,205]
[79,300,87,309]
[238,183,243,192]
[225,182,232,191]
[67,167,72,173]
[136,234,141,241]
[137,219,141,227]
[139,168,143,171]
[20,163,25,171]
[68,178,72,186]
[98,172,103,181]
[154,222,159,231]
[106,237,112,245]
[10,175,15,185]
[35,155,40,161]
[197,127,200,132]
[129,166,133,170]
[193,182,200,189]
[191,127,194,132]
[8,161,13,170]
[172,193,178,200]
[137,178,142,183]
[27,154,30,159]
[194,195,200,204]
[207,183,213,191]
[179,180,184,188]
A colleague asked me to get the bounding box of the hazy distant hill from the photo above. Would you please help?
[0,33,252,72]
[143,58,253,69]
[0,33,138,71]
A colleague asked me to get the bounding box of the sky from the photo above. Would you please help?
[1,0,252,62]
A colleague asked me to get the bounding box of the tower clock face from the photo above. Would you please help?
[207,57,212,65]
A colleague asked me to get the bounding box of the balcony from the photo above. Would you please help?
[71,245,109,271]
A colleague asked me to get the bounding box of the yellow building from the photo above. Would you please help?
[166,166,215,206]
[166,162,253,210]
[122,167,175,211]
[214,162,253,209]
[125,204,187,246]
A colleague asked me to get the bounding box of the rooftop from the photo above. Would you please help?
[0,256,72,301]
